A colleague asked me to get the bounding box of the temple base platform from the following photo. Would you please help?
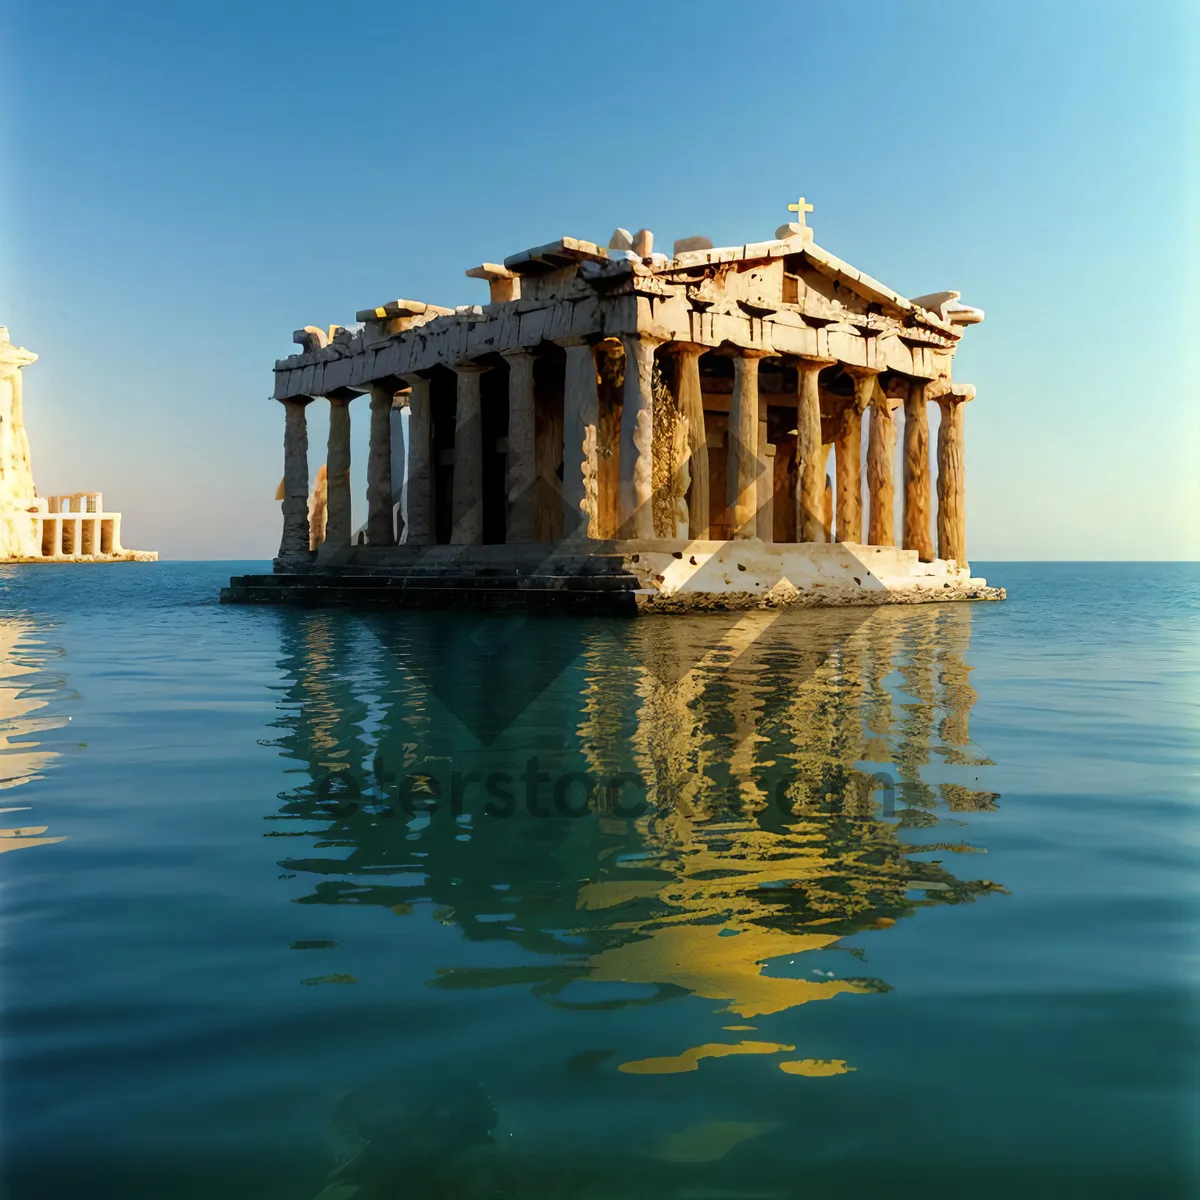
[222,541,1004,612]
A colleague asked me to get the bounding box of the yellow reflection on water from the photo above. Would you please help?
[589,909,870,1020]
[778,1058,854,1076]
[619,1040,796,1075]
[0,618,65,853]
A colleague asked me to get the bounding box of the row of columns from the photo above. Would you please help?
[278,341,969,565]
[35,514,119,557]
[712,352,969,562]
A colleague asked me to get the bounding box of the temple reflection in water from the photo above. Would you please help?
[265,605,1004,1194]
[267,603,1001,1015]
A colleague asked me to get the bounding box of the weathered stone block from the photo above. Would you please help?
[672,235,713,255]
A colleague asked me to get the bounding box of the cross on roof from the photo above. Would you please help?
[787,196,814,226]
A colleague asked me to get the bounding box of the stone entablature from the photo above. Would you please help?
[260,205,998,610]
[272,233,979,402]
[0,328,156,563]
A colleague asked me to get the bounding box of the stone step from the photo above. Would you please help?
[221,580,639,613]
[304,569,635,583]
[306,559,634,579]
[230,572,639,592]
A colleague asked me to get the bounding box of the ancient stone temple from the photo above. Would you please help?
[0,329,156,563]
[224,202,1002,610]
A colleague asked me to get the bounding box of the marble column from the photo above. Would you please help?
[501,349,537,543]
[324,397,353,550]
[672,345,709,539]
[866,390,897,546]
[389,395,407,543]
[10,368,32,487]
[796,356,834,542]
[559,338,600,537]
[823,471,834,543]
[728,350,768,538]
[757,441,776,542]
[594,341,624,539]
[619,333,661,539]
[837,369,875,543]
[756,400,773,541]
[903,381,934,561]
[278,397,312,560]
[401,374,433,545]
[366,383,396,546]
[450,363,486,545]
[937,393,969,564]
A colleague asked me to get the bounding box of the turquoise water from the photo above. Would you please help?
[1,562,1196,1198]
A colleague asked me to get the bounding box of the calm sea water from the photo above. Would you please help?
[1,562,1196,1199]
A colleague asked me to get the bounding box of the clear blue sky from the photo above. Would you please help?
[3,0,1196,560]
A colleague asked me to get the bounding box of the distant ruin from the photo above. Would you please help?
[0,329,156,563]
